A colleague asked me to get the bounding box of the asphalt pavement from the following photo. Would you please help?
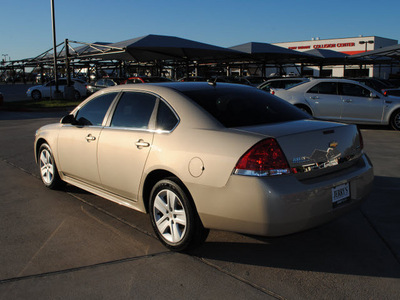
[0,107,399,299]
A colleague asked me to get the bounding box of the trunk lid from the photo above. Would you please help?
[236,119,363,177]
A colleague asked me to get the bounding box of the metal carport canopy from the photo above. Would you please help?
[350,44,400,62]
[229,42,316,63]
[88,34,245,63]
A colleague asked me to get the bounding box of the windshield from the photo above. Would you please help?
[181,86,310,128]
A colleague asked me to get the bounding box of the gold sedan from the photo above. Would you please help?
[35,82,374,251]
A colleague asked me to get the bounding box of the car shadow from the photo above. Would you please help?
[53,169,400,280]
[190,176,400,279]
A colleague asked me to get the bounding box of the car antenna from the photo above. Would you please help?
[208,76,217,86]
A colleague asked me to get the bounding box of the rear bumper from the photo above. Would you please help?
[191,154,374,236]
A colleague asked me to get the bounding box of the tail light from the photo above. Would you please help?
[234,138,292,176]
[357,127,364,150]
[270,90,275,95]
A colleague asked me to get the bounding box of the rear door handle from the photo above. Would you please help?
[135,139,150,149]
[343,99,353,103]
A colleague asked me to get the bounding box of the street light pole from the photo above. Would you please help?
[50,0,60,97]
[358,40,374,74]
[359,40,374,52]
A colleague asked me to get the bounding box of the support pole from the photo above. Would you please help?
[51,0,62,99]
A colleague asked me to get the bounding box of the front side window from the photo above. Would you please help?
[111,92,157,129]
[307,82,338,95]
[75,92,117,126]
[340,83,371,97]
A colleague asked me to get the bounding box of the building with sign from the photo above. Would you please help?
[271,36,398,78]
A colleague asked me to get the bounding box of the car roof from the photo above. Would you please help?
[284,78,371,90]
[128,81,256,92]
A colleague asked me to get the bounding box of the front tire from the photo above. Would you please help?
[149,178,209,251]
[31,90,42,101]
[390,109,400,131]
[38,143,63,189]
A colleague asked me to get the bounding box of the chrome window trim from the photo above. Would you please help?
[103,90,180,134]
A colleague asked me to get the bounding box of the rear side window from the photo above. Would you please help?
[181,86,309,128]
[75,92,117,126]
[156,101,178,131]
[307,82,338,95]
[340,83,371,97]
[111,92,157,129]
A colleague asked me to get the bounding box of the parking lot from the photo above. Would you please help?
[0,106,399,299]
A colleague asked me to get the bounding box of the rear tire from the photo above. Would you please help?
[149,178,209,251]
[74,90,81,101]
[295,104,312,116]
[390,109,400,131]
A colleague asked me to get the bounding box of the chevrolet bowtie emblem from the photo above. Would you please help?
[329,141,338,148]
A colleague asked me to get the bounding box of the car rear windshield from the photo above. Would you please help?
[181,86,310,128]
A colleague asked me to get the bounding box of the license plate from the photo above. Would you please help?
[332,183,350,207]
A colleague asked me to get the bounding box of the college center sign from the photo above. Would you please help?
[288,42,356,51]
[278,38,374,55]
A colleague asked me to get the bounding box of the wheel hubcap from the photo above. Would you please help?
[153,189,187,243]
[395,113,400,129]
[40,149,54,185]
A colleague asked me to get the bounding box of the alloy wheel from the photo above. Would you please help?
[153,189,187,244]
[40,148,55,185]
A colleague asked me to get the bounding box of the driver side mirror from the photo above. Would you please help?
[61,114,78,125]
[370,92,379,99]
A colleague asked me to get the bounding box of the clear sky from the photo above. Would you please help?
[1,0,399,61]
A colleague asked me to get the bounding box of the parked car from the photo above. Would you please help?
[234,76,268,86]
[272,78,400,130]
[86,78,125,95]
[123,76,172,84]
[34,82,373,251]
[258,77,309,93]
[351,77,400,97]
[178,76,207,82]
[27,78,87,100]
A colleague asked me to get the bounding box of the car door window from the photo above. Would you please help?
[75,92,117,126]
[105,79,116,87]
[156,100,178,131]
[96,79,104,86]
[307,82,338,95]
[111,92,157,129]
[340,83,371,97]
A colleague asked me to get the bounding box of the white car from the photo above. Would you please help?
[27,78,87,101]
[258,77,309,93]
[272,78,400,130]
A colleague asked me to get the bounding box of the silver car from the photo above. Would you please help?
[272,78,400,130]
[34,82,373,251]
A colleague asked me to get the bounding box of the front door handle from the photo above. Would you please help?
[343,99,353,103]
[310,96,319,100]
[85,134,96,142]
[135,139,150,149]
